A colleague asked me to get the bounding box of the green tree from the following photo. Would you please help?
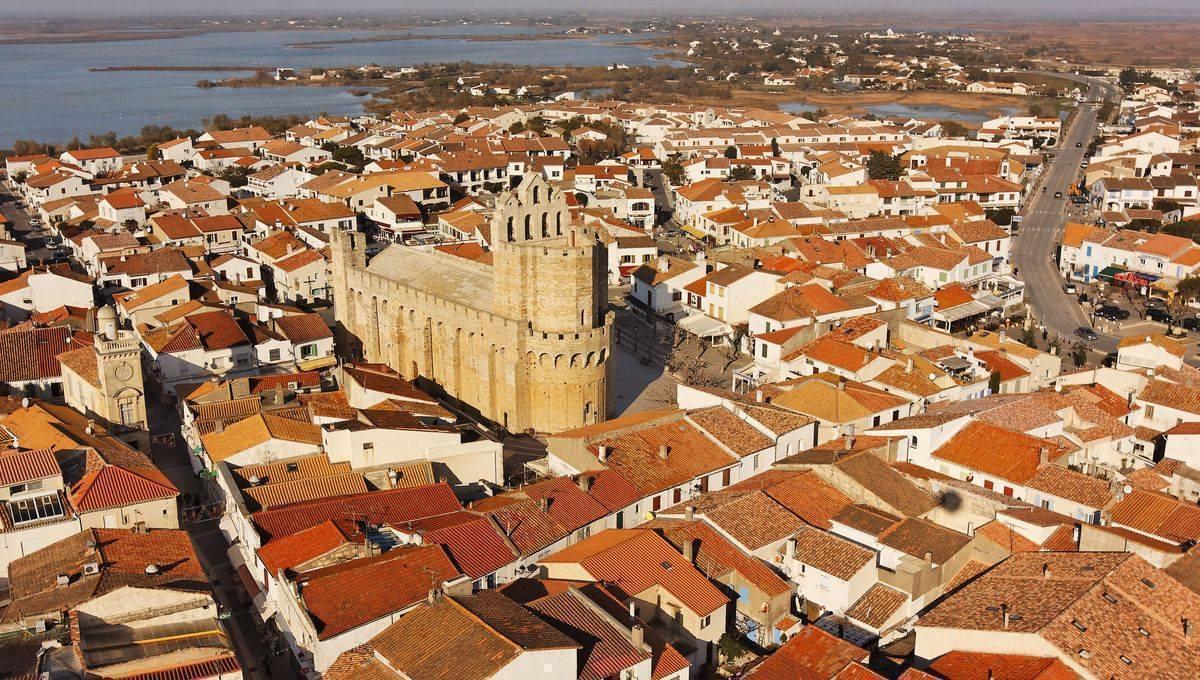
[218,166,251,188]
[723,145,738,159]
[718,633,749,666]
[770,137,781,157]
[1154,198,1183,215]
[11,171,28,184]
[940,120,968,138]
[662,156,685,186]
[1177,276,1200,302]
[1072,343,1088,368]
[729,165,755,181]
[866,151,902,181]
[988,370,1002,394]
[1021,326,1037,348]
[987,207,1017,226]
[453,113,470,124]
[145,144,160,161]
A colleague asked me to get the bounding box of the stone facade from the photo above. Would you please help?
[330,174,611,434]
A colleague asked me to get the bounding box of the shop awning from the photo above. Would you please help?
[681,225,708,240]
[1097,265,1127,281]
[677,313,733,339]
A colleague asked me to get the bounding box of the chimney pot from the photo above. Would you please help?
[785,537,797,560]
[685,505,695,521]
[578,475,593,493]
[597,445,609,462]
[659,444,670,460]
[683,537,698,564]
[755,389,764,403]
[1042,562,1051,579]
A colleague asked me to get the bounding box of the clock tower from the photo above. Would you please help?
[94,305,149,450]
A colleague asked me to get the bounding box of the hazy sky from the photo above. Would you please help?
[1,0,1196,16]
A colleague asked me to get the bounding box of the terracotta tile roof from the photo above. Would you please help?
[241,473,368,511]
[974,520,1042,554]
[831,504,901,537]
[1107,488,1200,544]
[587,418,738,497]
[252,484,461,543]
[200,412,321,462]
[257,520,353,574]
[745,625,868,679]
[578,468,642,513]
[921,552,1200,680]
[845,583,908,629]
[878,517,972,565]
[834,451,940,517]
[300,543,462,640]
[933,421,1064,485]
[523,588,651,680]
[643,518,791,597]
[792,525,876,580]
[0,446,61,486]
[1137,380,1200,416]
[410,511,518,579]
[0,325,80,381]
[770,375,911,425]
[928,651,1080,680]
[273,312,332,343]
[1025,465,1113,509]
[360,592,578,680]
[705,490,809,550]
[55,346,100,388]
[686,406,773,455]
[541,529,731,616]
[2,528,206,623]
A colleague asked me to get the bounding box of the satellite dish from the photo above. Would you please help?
[1122,484,1133,495]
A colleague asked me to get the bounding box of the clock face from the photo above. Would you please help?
[114,362,134,381]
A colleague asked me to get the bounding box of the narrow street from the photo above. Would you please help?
[147,402,292,679]
[1011,74,1121,353]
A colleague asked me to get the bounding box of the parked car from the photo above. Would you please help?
[1145,297,1167,309]
[1076,142,1083,148]
[1075,326,1099,341]
[1095,306,1129,321]
[1054,191,1063,199]
[1181,317,1200,332]
[1063,283,1077,294]
[1147,308,1174,324]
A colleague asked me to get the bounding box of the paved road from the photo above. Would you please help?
[0,181,58,262]
[1012,75,1121,354]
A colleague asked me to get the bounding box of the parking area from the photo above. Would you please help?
[1068,278,1199,342]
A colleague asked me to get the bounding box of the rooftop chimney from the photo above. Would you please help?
[785,537,797,561]
[906,358,914,373]
[1185,619,1194,637]
[659,444,670,460]
[1039,446,1050,464]
[755,389,764,403]
[538,497,550,512]
[685,505,695,521]
[1001,603,1011,630]
[657,257,669,273]
[1042,562,1051,580]
[631,624,645,649]
[683,538,698,564]
[427,587,441,605]
[578,475,593,493]
[597,445,609,462]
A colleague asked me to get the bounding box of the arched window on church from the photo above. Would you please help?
[555,211,562,235]
[533,186,541,204]
[506,216,514,241]
[524,214,532,239]
[541,212,549,238]
[584,401,593,422]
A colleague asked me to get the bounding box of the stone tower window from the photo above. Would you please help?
[533,186,541,204]
[556,211,562,235]
[507,216,514,241]
[541,212,549,238]
[524,214,532,239]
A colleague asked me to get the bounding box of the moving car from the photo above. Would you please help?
[1054,191,1063,199]
[1063,282,1077,294]
[1075,326,1099,341]
[1076,142,1083,147]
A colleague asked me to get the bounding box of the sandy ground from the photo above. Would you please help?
[695,89,1048,118]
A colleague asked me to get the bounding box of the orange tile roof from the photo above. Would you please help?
[642,518,791,597]
[928,652,1081,680]
[933,421,1063,484]
[300,544,462,640]
[541,529,730,616]
[257,520,353,574]
[745,625,868,679]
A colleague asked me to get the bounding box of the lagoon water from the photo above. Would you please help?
[0,26,672,146]
[781,101,1021,124]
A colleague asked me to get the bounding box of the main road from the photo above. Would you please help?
[1011,74,1120,353]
